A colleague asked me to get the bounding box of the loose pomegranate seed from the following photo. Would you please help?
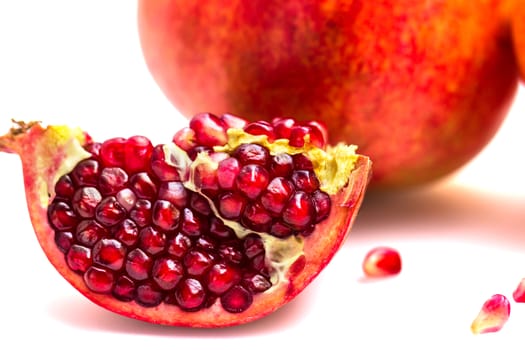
[46,115,336,316]
[471,294,511,334]
[512,278,525,302]
[362,247,402,277]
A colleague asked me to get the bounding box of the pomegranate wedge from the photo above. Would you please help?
[0,114,371,327]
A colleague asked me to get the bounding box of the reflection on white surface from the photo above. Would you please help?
[0,1,525,349]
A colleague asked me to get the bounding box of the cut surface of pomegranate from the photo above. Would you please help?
[0,114,371,327]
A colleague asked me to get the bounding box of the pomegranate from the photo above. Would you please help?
[0,114,371,327]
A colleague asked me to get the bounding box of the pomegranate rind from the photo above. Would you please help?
[0,121,371,327]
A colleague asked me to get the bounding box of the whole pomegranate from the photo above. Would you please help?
[137,0,520,189]
[0,114,370,327]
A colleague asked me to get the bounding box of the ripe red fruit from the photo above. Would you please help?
[471,294,511,334]
[137,1,519,189]
[0,115,371,327]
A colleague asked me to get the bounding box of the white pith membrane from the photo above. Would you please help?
[38,123,359,310]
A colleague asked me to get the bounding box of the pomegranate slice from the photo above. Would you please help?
[0,115,371,327]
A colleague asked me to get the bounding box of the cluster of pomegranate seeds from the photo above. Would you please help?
[362,246,402,277]
[173,113,332,238]
[47,113,333,314]
[471,294,511,334]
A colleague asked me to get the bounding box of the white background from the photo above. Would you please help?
[1,1,525,349]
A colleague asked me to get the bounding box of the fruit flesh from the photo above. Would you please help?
[0,119,371,327]
[138,0,518,189]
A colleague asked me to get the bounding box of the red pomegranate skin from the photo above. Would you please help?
[137,0,519,189]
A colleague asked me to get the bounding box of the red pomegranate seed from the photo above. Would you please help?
[190,193,211,216]
[193,161,219,196]
[217,157,241,190]
[260,177,294,215]
[471,294,511,334]
[152,199,180,231]
[220,113,247,129]
[311,190,331,223]
[270,153,294,177]
[129,199,152,227]
[84,266,115,294]
[99,137,126,168]
[183,249,215,276]
[180,208,208,237]
[243,121,275,142]
[306,121,328,147]
[136,282,163,307]
[218,243,244,265]
[189,112,228,147]
[55,175,75,199]
[218,192,247,220]
[175,278,206,311]
[242,272,272,293]
[270,221,293,238]
[151,257,184,291]
[72,186,102,218]
[114,218,139,246]
[272,117,295,139]
[292,154,314,170]
[236,164,270,200]
[125,248,153,281]
[112,275,136,301]
[362,247,402,277]
[221,285,253,313]
[158,181,189,208]
[138,226,166,255]
[291,170,320,193]
[54,231,74,253]
[75,219,108,247]
[233,143,270,166]
[282,191,315,230]
[71,159,100,186]
[95,196,127,227]
[167,232,192,258]
[243,234,265,259]
[242,202,272,231]
[66,244,92,273]
[289,125,311,147]
[92,238,126,271]
[124,135,153,173]
[512,278,525,302]
[48,201,78,230]
[98,167,128,195]
[196,235,216,251]
[209,218,235,240]
[206,263,242,294]
[172,127,197,151]
[129,172,157,199]
[116,188,137,211]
